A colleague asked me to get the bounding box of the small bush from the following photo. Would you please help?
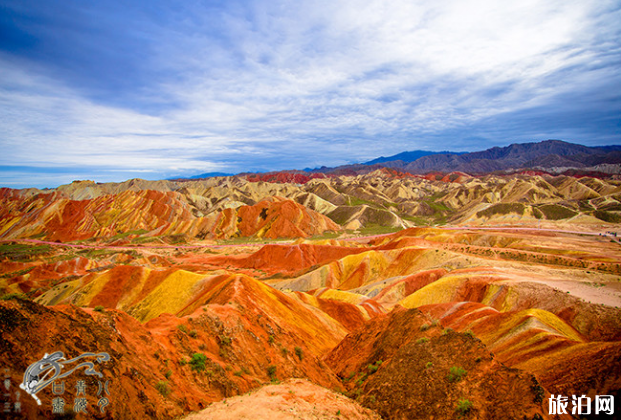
[367,360,383,374]
[164,370,172,379]
[455,399,473,416]
[156,381,170,397]
[219,335,232,346]
[442,328,454,335]
[447,366,467,383]
[426,362,433,369]
[234,370,243,377]
[93,305,105,312]
[179,358,187,366]
[416,337,429,344]
[178,324,187,334]
[420,323,430,331]
[188,330,198,338]
[268,335,275,345]
[464,330,475,339]
[267,365,277,381]
[190,353,207,372]
[294,346,304,361]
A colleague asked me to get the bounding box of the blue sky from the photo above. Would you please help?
[1,0,620,188]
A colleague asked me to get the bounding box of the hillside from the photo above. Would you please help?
[1,160,620,418]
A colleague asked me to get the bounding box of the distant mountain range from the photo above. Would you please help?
[363,150,462,165]
[185,140,621,179]
[382,140,621,174]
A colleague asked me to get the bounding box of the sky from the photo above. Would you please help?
[1,0,620,188]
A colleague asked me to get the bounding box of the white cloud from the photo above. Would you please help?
[0,0,619,187]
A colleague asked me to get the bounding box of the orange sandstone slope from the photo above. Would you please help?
[35,268,350,353]
[0,190,339,241]
[213,197,341,239]
[418,301,621,402]
[324,306,567,420]
[205,243,368,277]
[1,276,349,419]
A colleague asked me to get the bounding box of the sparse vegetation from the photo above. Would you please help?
[367,360,383,374]
[267,365,277,382]
[447,366,467,383]
[189,353,207,372]
[416,337,429,344]
[536,204,577,220]
[0,243,52,261]
[156,381,170,397]
[476,203,525,218]
[426,362,433,369]
[530,377,545,403]
[0,292,30,301]
[93,305,105,312]
[294,346,304,360]
[420,323,430,331]
[455,399,473,416]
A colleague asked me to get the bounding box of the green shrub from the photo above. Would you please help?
[426,362,433,369]
[179,358,187,366]
[188,330,198,338]
[93,305,105,312]
[164,370,172,379]
[178,324,187,334]
[455,399,473,416]
[447,366,467,383]
[420,323,430,331]
[464,330,475,339]
[367,360,383,374]
[268,335,275,344]
[294,346,304,360]
[267,365,277,381]
[189,353,207,372]
[156,381,170,397]
[416,337,429,344]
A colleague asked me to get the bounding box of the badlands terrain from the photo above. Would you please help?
[1,168,621,419]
